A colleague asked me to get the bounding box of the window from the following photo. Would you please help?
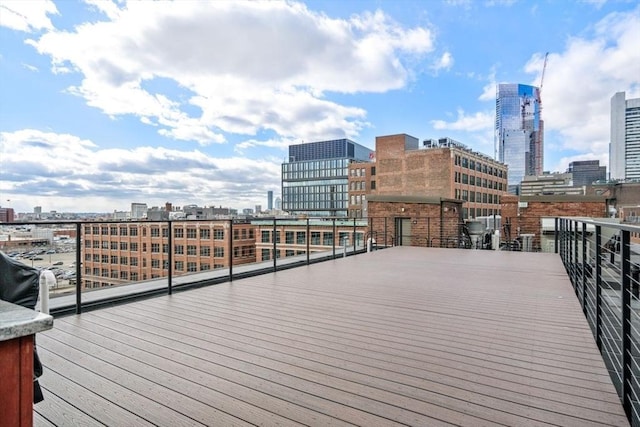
[311,232,321,245]
[131,272,138,281]
[234,229,239,240]
[110,255,118,264]
[111,241,118,250]
[371,166,376,175]
[187,245,197,256]
[286,250,295,257]
[102,241,109,249]
[174,228,184,238]
[200,229,210,239]
[261,230,270,243]
[214,247,224,257]
[129,227,138,236]
[249,229,254,239]
[261,248,271,261]
[187,262,197,272]
[462,174,468,184]
[163,244,169,253]
[120,242,128,250]
[297,231,306,244]
[151,243,160,253]
[130,242,138,252]
[119,227,128,236]
[200,246,211,257]
[120,256,128,265]
[200,263,211,271]
[285,231,294,244]
[323,232,333,246]
[214,229,224,240]
[187,228,197,239]
[151,228,160,237]
[174,261,184,271]
[102,254,109,263]
[162,228,169,238]
[175,245,184,255]
[130,257,138,266]
[120,271,129,280]
[371,181,376,190]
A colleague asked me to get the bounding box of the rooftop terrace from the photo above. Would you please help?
[33,246,628,426]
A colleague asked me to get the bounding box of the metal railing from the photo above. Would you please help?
[2,214,528,317]
[557,217,640,425]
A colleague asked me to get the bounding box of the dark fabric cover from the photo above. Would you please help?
[0,251,45,403]
[0,252,39,310]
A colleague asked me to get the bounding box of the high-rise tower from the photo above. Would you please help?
[496,84,544,193]
[610,91,640,181]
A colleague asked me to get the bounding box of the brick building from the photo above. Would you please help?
[253,219,367,262]
[367,195,463,247]
[0,207,15,223]
[347,162,376,218]
[81,221,256,289]
[501,194,608,252]
[372,135,507,220]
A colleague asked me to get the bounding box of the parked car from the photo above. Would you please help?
[53,261,63,266]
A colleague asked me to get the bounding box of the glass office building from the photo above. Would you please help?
[282,139,374,217]
[496,84,543,193]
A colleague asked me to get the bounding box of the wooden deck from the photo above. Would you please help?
[34,247,629,426]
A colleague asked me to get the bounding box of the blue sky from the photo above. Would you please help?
[1,0,638,213]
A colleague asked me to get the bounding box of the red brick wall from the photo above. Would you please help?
[368,200,462,247]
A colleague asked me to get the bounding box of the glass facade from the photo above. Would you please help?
[282,139,373,217]
[496,84,543,193]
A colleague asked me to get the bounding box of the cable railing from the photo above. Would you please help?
[557,217,640,425]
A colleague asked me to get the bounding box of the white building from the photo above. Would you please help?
[610,91,640,181]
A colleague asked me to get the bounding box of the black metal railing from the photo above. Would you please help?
[1,215,520,316]
[557,217,640,425]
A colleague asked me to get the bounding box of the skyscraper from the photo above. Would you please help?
[496,84,544,193]
[282,139,373,217]
[610,91,640,181]
[267,191,273,211]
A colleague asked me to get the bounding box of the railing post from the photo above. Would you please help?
[167,220,172,295]
[554,217,559,254]
[595,224,602,351]
[427,217,431,247]
[352,217,356,254]
[573,220,579,294]
[384,217,388,247]
[75,222,82,315]
[306,218,310,265]
[621,229,632,420]
[272,218,277,271]
[332,218,336,259]
[581,222,587,315]
[228,220,233,282]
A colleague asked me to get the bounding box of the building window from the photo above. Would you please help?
[151,228,160,237]
[311,232,321,245]
[285,250,295,257]
[323,232,333,246]
[119,227,128,236]
[371,166,376,175]
[200,246,211,257]
[129,227,138,236]
[174,261,184,271]
[162,228,169,238]
[187,245,197,256]
[297,231,306,244]
[200,263,210,271]
[371,181,376,190]
[261,230,270,243]
[151,243,160,253]
[151,259,160,269]
[120,241,128,250]
[186,228,197,239]
[175,245,184,255]
[214,247,224,257]
[214,229,224,240]
[234,229,239,240]
[200,229,210,239]
[130,257,138,266]
[174,228,184,238]
[120,256,128,265]
[187,262,198,272]
[285,231,294,244]
[130,242,138,252]
[110,241,118,250]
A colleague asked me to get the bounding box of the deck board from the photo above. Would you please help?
[34,247,629,426]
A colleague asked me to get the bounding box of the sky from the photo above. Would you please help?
[1,0,639,214]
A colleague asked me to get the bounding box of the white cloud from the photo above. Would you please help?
[0,0,57,32]
[0,129,282,212]
[430,51,454,73]
[431,109,494,131]
[24,1,433,145]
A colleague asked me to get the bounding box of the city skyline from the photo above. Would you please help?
[1,1,639,213]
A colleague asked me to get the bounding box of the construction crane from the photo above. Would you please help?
[539,52,549,92]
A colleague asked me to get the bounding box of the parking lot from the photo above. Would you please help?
[5,249,78,296]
